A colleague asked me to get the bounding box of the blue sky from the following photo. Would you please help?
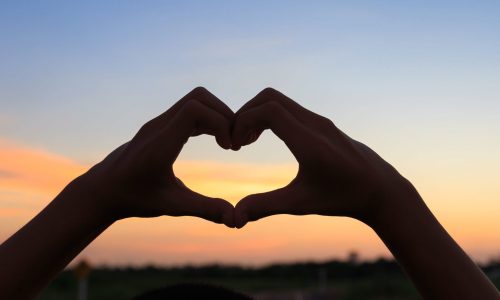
[1,0,499,166]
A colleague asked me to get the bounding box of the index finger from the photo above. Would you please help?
[135,87,234,140]
[236,88,330,128]
[232,101,317,161]
[170,86,234,120]
[154,100,232,164]
[233,88,332,149]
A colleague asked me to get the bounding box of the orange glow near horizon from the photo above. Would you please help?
[173,160,298,204]
[0,139,499,266]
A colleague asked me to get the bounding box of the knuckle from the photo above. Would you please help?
[320,115,335,128]
[191,86,208,96]
[260,87,279,98]
[133,117,162,140]
[262,86,276,94]
[194,86,208,92]
[137,120,155,135]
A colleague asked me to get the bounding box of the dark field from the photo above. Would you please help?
[39,258,500,300]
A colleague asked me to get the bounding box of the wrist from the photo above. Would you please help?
[58,174,118,227]
[362,176,424,231]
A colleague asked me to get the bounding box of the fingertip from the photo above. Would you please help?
[235,211,248,229]
[219,140,232,150]
[231,140,241,151]
[222,211,235,228]
[231,120,250,148]
[215,135,232,150]
[231,131,252,150]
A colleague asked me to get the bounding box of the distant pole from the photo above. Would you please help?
[318,267,327,292]
[78,278,88,300]
[347,250,359,265]
[73,259,92,300]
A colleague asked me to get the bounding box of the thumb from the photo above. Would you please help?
[173,188,235,228]
[234,185,304,228]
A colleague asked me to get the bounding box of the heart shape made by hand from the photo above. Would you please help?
[91,86,397,231]
[168,87,391,229]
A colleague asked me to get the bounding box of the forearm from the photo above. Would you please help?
[369,181,499,299]
[0,179,113,299]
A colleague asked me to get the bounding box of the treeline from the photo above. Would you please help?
[83,257,500,280]
[40,258,499,300]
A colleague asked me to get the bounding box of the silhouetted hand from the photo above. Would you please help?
[231,88,500,300]
[232,87,411,228]
[73,87,235,226]
[0,87,241,300]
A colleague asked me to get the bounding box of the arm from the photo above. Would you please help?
[232,88,499,300]
[0,87,236,299]
[372,182,497,299]
[0,184,112,299]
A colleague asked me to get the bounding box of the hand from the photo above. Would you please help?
[231,88,411,228]
[72,87,235,227]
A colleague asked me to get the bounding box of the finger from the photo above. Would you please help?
[232,101,315,159]
[172,189,235,228]
[135,87,233,139]
[156,100,232,162]
[229,129,262,151]
[168,86,234,120]
[234,185,304,228]
[233,88,331,148]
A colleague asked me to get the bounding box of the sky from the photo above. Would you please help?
[0,1,499,266]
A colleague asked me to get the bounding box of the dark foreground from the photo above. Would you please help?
[39,258,500,300]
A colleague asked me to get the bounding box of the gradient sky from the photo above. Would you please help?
[1,1,499,266]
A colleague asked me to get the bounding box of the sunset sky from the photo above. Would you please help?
[0,1,499,266]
